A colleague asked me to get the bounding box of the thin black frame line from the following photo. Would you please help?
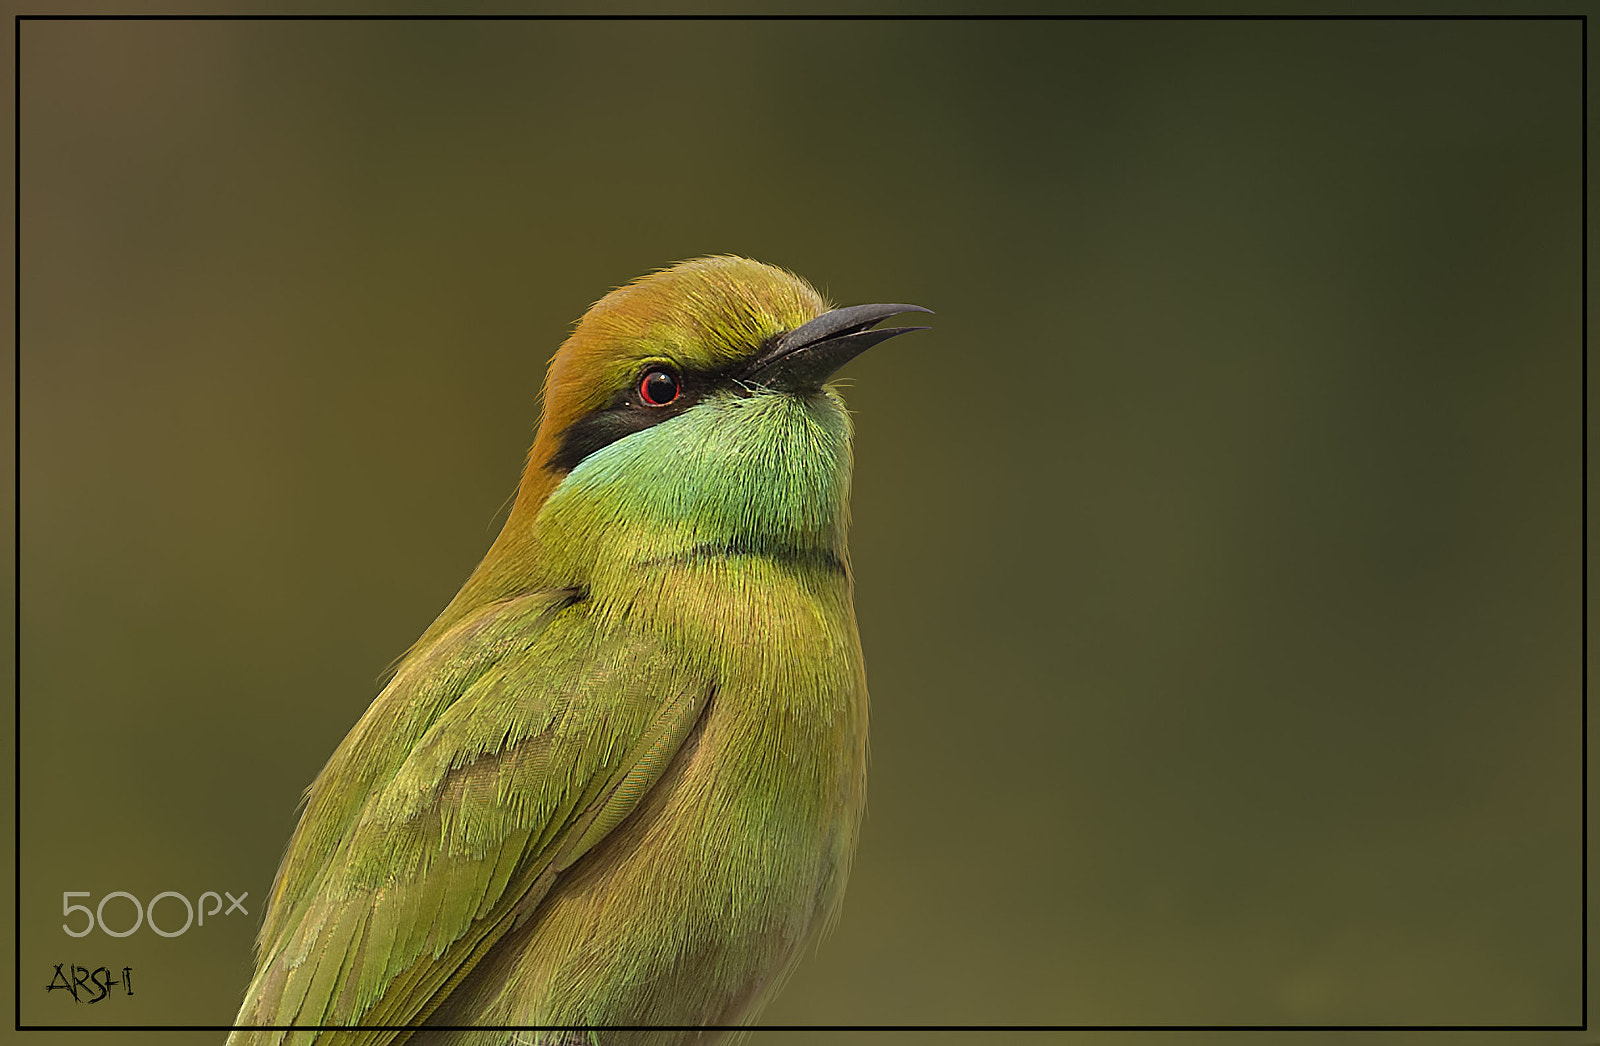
[10,11,1589,1037]
[1582,10,1592,1037]
[10,10,19,1037]
[15,1024,1592,1034]
[6,11,1591,20]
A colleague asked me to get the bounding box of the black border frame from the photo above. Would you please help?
[12,10,1587,1042]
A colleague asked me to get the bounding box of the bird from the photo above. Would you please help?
[228,255,929,1045]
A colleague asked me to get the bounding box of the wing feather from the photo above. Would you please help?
[229,590,710,1045]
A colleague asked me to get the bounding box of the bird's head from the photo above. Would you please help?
[420,256,927,638]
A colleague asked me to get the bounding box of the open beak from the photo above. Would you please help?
[742,303,932,392]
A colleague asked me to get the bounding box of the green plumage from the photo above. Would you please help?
[228,257,913,1045]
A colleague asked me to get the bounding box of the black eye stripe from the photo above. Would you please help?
[548,364,724,473]
[546,343,802,474]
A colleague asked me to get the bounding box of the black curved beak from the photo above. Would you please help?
[742,303,932,392]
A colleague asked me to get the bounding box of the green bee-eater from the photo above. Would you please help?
[229,256,929,1045]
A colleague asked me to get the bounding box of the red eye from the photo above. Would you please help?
[639,367,680,406]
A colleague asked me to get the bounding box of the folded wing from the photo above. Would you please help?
[230,589,711,1045]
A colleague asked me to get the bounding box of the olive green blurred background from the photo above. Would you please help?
[14,12,1586,1044]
